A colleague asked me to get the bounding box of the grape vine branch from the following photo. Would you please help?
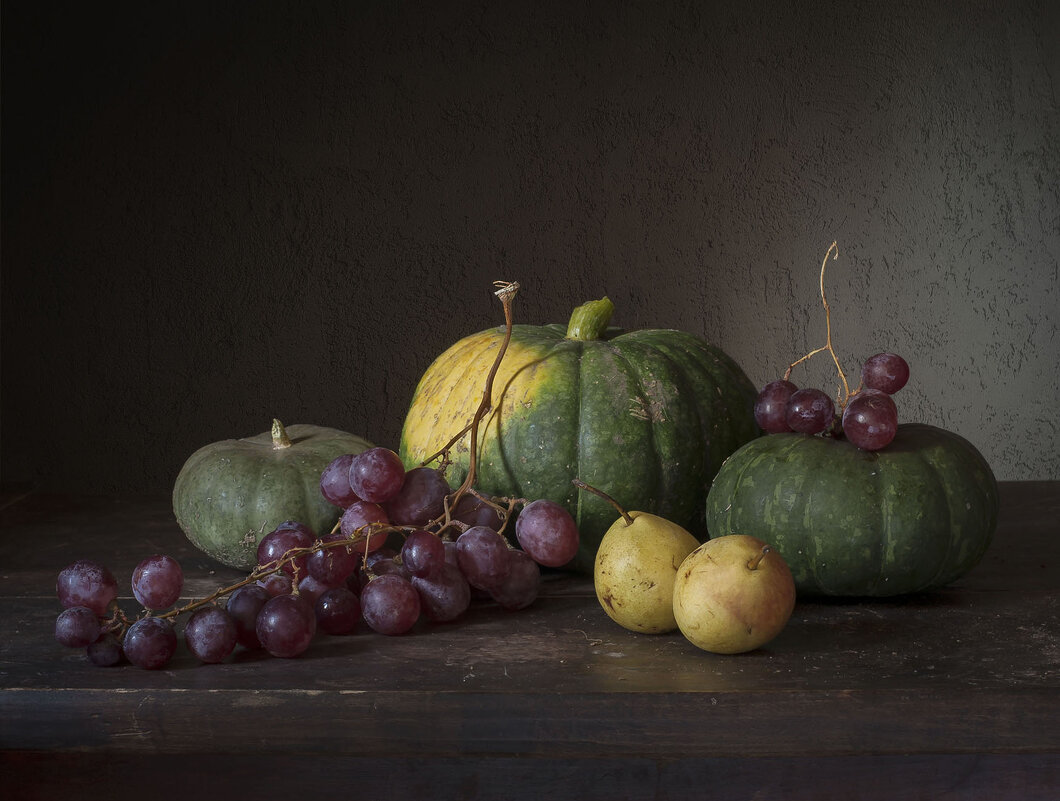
[419,280,522,531]
[782,241,861,409]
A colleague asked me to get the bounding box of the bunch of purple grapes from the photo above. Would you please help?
[753,352,910,450]
[54,446,580,669]
[315,447,579,638]
[54,554,188,669]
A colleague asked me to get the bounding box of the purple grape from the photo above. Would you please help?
[307,533,360,587]
[412,563,471,622]
[349,447,406,503]
[86,632,124,667]
[225,584,270,649]
[754,379,799,433]
[842,391,899,450]
[296,575,332,606]
[450,494,504,530]
[131,554,184,610]
[489,550,541,611]
[319,453,362,508]
[442,540,460,567]
[56,559,118,616]
[54,606,101,648]
[383,467,450,526]
[314,587,362,635]
[274,519,316,536]
[456,526,512,589]
[363,547,398,570]
[183,606,238,664]
[360,574,421,635]
[401,529,446,579]
[514,499,579,568]
[256,594,317,658]
[350,547,396,590]
[123,617,178,670]
[356,552,411,592]
[785,388,835,435]
[256,525,314,576]
[339,501,391,554]
[258,572,293,597]
[861,352,910,395]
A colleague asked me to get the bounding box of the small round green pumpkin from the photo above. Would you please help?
[704,423,998,596]
[399,297,760,573]
[173,420,373,570]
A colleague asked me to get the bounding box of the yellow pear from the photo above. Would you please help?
[673,534,796,654]
[578,480,700,634]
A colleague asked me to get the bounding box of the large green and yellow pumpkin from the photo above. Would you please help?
[704,423,998,596]
[399,298,760,573]
[173,420,373,570]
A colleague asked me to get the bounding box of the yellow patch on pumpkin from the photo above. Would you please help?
[399,331,554,467]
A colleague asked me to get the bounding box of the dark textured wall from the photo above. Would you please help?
[2,1,1058,492]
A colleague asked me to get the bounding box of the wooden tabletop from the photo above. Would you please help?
[1,482,1057,800]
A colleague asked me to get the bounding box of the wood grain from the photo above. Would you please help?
[1,482,1057,799]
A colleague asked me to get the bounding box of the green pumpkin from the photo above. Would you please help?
[704,423,998,596]
[399,298,760,573]
[173,419,373,570]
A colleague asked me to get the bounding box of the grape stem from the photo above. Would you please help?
[421,281,521,531]
[150,524,390,626]
[437,487,525,540]
[123,490,529,638]
[454,282,518,501]
[782,241,856,409]
[101,604,134,637]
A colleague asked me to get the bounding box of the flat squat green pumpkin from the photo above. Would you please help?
[704,423,998,596]
[400,297,760,573]
[173,420,373,570]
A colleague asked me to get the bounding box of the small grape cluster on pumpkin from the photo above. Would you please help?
[705,243,998,597]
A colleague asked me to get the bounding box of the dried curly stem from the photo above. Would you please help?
[421,282,519,467]
[421,281,520,531]
[782,241,854,407]
[456,282,519,497]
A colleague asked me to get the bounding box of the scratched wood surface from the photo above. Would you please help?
[1,483,1058,800]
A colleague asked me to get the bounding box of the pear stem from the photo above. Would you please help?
[747,546,771,570]
[572,478,634,526]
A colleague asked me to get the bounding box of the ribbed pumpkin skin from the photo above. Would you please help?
[173,424,373,570]
[704,423,998,596]
[399,323,759,573]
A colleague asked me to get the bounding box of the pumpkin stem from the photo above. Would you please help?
[565,297,615,341]
[572,478,634,526]
[271,419,293,449]
[747,546,770,571]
